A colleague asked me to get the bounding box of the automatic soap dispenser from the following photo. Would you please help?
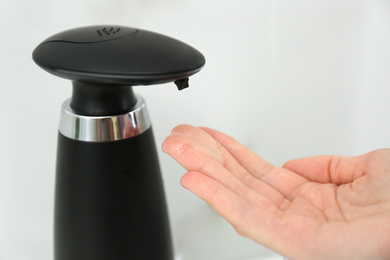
[32,25,205,260]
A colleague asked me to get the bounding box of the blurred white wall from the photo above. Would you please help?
[1,0,390,259]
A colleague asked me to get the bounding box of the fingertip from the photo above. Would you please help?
[180,171,200,189]
[282,159,297,170]
[198,126,212,131]
[171,124,196,135]
[162,134,187,156]
[199,126,218,137]
[163,124,194,153]
[180,172,191,189]
[162,136,170,153]
[161,134,172,154]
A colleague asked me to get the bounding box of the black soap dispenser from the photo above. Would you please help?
[33,25,205,260]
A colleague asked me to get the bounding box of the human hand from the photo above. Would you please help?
[162,124,390,260]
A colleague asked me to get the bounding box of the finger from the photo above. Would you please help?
[162,124,224,171]
[200,127,309,200]
[164,124,286,206]
[216,143,287,207]
[180,171,277,240]
[173,125,286,205]
[163,126,279,209]
[283,155,366,184]
[170,124,226,165]
[181,171,317,259]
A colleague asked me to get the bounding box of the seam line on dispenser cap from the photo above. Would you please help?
[52,67,203,86]
[37,31,138,45]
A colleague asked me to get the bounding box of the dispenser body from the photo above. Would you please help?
[32,25,205,260]
[54,97,173,260]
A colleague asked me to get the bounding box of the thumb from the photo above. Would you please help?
[283,155,364,185]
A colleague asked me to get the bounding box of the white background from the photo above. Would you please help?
[1,0,390,259]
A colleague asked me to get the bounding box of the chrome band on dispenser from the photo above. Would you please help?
[59,96,151,142]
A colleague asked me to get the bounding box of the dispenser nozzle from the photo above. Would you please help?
[174,78,189,90]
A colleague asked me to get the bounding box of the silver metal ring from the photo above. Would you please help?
[59,95,151,142]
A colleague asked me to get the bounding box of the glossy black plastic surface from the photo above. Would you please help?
[33,25,205,116]
[69,82,137,116]
[55,129,173,260]
[32,25,205,86]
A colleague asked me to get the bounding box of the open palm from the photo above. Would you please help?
[163,125,390,260]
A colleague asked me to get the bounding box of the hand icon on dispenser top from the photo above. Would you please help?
[163,124,390,260]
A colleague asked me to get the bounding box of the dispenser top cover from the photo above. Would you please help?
[32,25,205,86]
